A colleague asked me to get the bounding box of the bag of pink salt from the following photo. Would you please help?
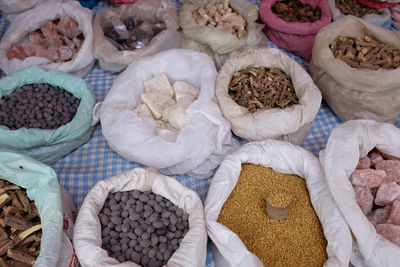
[320,119,400,267]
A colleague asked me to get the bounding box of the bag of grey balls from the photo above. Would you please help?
[0,66,96,164]
[73,168,207,267]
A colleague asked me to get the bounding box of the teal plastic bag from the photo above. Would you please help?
[0,152,63,267]
[0,66,96,164]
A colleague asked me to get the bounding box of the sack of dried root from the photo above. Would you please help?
[215,47,321,144]
[93,0,181,73]
[310,16,400,123]
[179,0,268,69]
[328,0,392,28]
[0,152,64,266]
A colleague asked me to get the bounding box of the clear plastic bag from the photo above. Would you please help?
[93,0,181,73]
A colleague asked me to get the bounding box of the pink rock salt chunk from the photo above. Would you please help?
[24,42,38,57]
[356,157,371,169]
[72,36,83,50]
[63,36,75,49]
[387,200,400,225]
[375,182,400,206]
[37,47,59,62]
[381,152,400,161]
[354,186,374,215]
[368,206,391,227]
[369,152,384,167]
[40,21,57,39]
[56,16,81,39]
[28,31,43,44]
[7,44,26,60]
[371,187,379,198]
[59,46,73,61]
[350,169,386,188]
[376,160,400,184]
[376,224,400,246]
[47,33,64,48]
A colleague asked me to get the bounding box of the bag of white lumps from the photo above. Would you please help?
[320,120,400,267]
[205,139,352,267]
[0,1,94,77]
[73,168,207,267]
[100,49,237,179]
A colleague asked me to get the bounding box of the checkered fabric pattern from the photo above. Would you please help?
[1,1,400,266]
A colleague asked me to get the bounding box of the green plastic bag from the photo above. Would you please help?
[0,151,63,267]
[0,66,96,164]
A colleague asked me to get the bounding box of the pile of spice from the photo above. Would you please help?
[352,148,400,246]
[218,164,328,267]
[7,16,84,62]
[192,0,247,39]
[0,83,80,130]
[335,0,380,17]
[330,35,400,70]
[272,0,321,23]
[228,67,299,113]
[99,190,190,267]
[102,17,166,51]
[0,179,42,266]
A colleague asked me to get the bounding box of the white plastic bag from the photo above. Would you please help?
[93,0,181,73]
[328,0,391,27]
[0,152,63,267]
[0,1,94,77]
[179,0,268,67]
[215,47,322,144]
[100,49,237,179]
[319,120,400,267]
[57,185,79,267]
[205,139,352,267]
[73,168,207,267]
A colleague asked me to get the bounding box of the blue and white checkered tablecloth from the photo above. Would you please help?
[1,1,400,266]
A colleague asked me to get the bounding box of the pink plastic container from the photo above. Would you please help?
[259,0,332,61]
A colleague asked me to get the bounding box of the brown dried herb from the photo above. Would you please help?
[330,35,400,70]
[272,0,321,23]
[335,0,379,18]
[228,67,299,113]
[0,180,41,266]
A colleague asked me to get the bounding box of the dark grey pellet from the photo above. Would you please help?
[110,210,121,217]
[110,238,118,246]
[110,245,121,252]
[142,232,150,240]
[163,250,172,261]
[170,214,177,225]
[140,239,151,248]
[115,224,122,232]
[152,220,163,228]
[131,251,141,263]
[141,255,150,265]
[129,240,137,248]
